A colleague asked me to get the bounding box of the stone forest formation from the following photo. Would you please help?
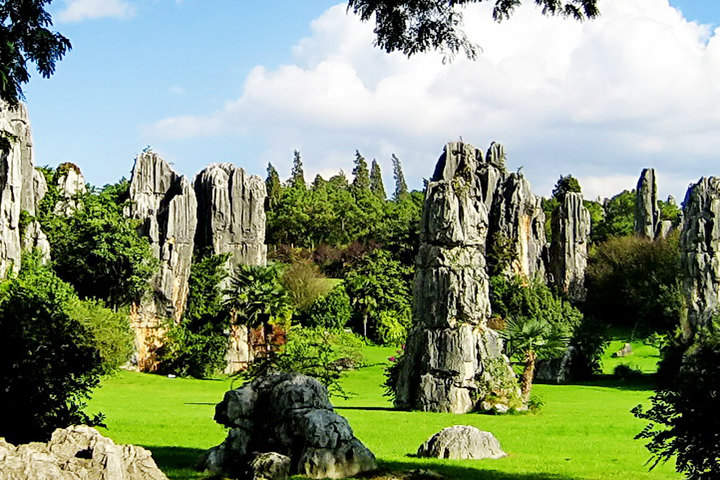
[1,102,717,415]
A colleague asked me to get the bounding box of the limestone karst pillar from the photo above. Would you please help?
[549,192,590,301]
[634,168,660,239]
[393,142,520,413]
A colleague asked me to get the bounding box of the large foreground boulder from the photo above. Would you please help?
[203,373,376,479]
[0,425,167,480]
[417,425,505,460]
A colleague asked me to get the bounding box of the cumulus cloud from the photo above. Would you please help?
[148,0,720,200]
[57,0,134,23]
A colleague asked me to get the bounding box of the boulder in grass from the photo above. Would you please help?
[417,425,506,460]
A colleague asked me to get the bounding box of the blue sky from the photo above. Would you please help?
[22,0,720,201]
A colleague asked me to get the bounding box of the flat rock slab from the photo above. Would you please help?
[417,425,506,460]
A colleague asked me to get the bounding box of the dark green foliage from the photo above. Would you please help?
[369,159,386,200]
[487,231,517,276]
[158,254,230,378]
[585,233,683,333]
[391,153,408,198]
[312,173,327,190]
[345,249,412,343]
[238,326,364,399]
[289,150,306,190]
[584,199,605,244]
[224,264,293,329]
[347,0,598,61]
[567,315,609,379]
[552,174,582,201]
[65,298,134,375]
[265,163,283,210]
[593,190,635,241]
[658,198,681,226]
[38,179,157,308]
[614,363,643,380]
[0,0,71,106]
[633,326,720,479]
[280,259,331,314]
[0,254,104,444]
[541,197,559,243]
[352,150,371,193]
[306,284,352,330]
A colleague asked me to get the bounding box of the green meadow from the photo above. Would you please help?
[87,344,680,480]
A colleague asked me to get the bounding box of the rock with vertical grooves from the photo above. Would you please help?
[194,163,267,270]
[0,102,50,274]
[489,173,546,279]
[635,168,660,239]
[126,152,197,370]
[549,192,590,301]
[53,162,87,215]
[393,142,520,414]
[679,177,720,331]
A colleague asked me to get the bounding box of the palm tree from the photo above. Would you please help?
[500,316,569,404]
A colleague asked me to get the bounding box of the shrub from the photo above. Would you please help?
[633,326,720,479]
[0,254,104,443]
[280,259,331,313]
[376,310,411,346]
[64,298,134,374]
[306,284,352,330]
[567,315,609,379]
[614,363,643,380]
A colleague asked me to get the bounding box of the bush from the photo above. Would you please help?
[64,298,134,374]
[614,363,643,380]
[633,326,720,479]
[567,315,609,380]
[306,284,352,330]
[0,255,104,443]
[280,259,331,313]
[376,310,411,345]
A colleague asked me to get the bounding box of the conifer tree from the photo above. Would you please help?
[312,173,327,190]
[290,150,306,190]
[352,150,370,193]
[370,159,386,200]
[391,154,408,198]
[265,163,282,209]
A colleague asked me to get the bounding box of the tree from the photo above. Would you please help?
[347,0,599,61]
[0,254,104,444]
[391,153,408,198]
[552,174,581,201]
[223,264,292,329]
[369,159,386,200]
[593,190,635,241]
[632,326,720,480]
[500,315,569,403]
[352,150,371,193]
[265,162,282,210]
[289,150,306,190]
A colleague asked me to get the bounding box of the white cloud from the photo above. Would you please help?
[57,0,134,23]
[148,0,720,201]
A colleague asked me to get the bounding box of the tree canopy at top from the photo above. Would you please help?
[347,0,599,60]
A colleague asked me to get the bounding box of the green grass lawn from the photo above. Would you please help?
[87,344,681,480]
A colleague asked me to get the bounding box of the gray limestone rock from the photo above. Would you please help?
[488,172,547,279]
[249,452,291,480]
[393,142,520,414]
[635,168,660,239]
[126,152,197,370]
[53,163,87,215]
[534,346,576,384]
[549,192,591,301]
[203,373,376,479]
[417,425,506,460]
[0,425,167,480]
[194,163,267,269]
[657,220,673,239]
[679,177,720,330]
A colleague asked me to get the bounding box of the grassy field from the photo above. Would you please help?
[87,344,680,480]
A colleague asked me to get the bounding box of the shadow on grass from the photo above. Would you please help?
[143,445,207,480]
[572,373,658,392]
[374,460,577,480]
[335,406,398,412]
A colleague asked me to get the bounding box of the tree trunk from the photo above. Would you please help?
[363,314,368,339]
[521,349,536,404]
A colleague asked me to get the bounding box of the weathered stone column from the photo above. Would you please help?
[635,168,660,239]
[126,152,198,370]
[679,177,720,332]
[549,192,590,301]
[393,142,520,413]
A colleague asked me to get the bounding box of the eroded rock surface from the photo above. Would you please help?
[0,425,168,480]
[635,168,660,239]
[53,163,87,215]
[126,152,197,370]
[417,425,505,460]
[549,192,590,301]
[680,177,720,330]
[194,163,267,269]
[203,373,376,479]
[393,142,520,414]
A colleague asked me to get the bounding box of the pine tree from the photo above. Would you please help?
[352,150,370,193]
[265,163,282,209]
[290,150,306,190]
[312,173,327,190]
[370,159,386,200]
[391,154,408,198]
